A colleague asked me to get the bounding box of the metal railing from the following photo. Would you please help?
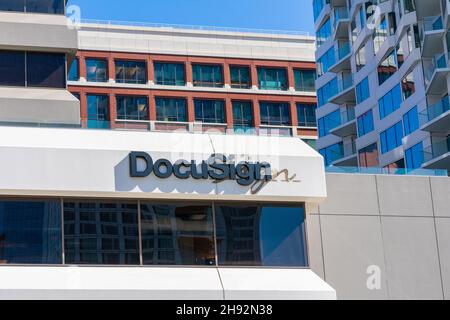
[326,166,447,177]
[79,19,310,37]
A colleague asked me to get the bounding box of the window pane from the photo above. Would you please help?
[216,205,308,267]
[232,101,253,129]
[0,0,25,12]
[68,58,79,81]
[260,102,290,126]
[27,52,66,88]
[0,51,25,86]
[194,99,225,123]
[156,97,187,122]
[154,62,186,86]
[0,199,62,264]
[115,60,146,84]
[86,94,109,128]
[86,59,108,82]
[230,66,250,89]
[258,67,288,90]
[140,203,215,266]
[64,201,140,265]
[294,69,316,92]
[297,103,317,127]
[116,96,148,120]
[26,0,65,14]
[192,64,223,87]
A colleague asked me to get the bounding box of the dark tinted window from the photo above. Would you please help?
[154,62,185,86]
[230,66,251,89]
[27,52,66,88]
[140,203,215,266]
[216,205,307,267]
[115,60,147,84]
[0,0,25,12]
[86,58,108,82]
[155,97,187,122]
[0,51,25,86]
[232,101,253,129]
[0,200,62,264]
[116,96,149,121]
[192,64,223,87]
[194,99,225,123]
[26,0,65,14]
[68,58,79,81]
[64,201,140,265]
[259,102,291,126]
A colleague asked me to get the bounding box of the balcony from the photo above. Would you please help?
[333,7,350,39]
[415,0,441,18]
[422,136,450,170]
[329,106,356,137]
[420,16,445,58]
[419,96,450,133]
[328,42,351,73]
[328,74,355,105]
[331,137,357,167]
[424,54,450,95]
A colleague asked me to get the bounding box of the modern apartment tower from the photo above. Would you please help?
[313,0,450,172]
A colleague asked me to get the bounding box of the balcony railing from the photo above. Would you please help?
[423,136,450,163]
[424,54,448,86]
[337,42,351,60]
[423,16,444,32]
[326,166,447,176]
[419,96,450,126]
[334,7,349,28]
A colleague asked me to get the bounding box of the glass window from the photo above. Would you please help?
[115,60,146,84]
[194,99,225,123]
[384,158,406,172]
[297,104,317,127]
[357,109,374,137]
[26,0,65,14]
[355,45,366,72]
[192,64,223,88]
[403,106,419,136]
[378,50,397,85]
[380,121,403,154]
[379,84,402,119]
[154,62,185,86]
[317,47,335,77]
[0,50,25,86]
[155,97,187,122]
[317,18,332,47]
[317,77,338,107]
[373,15,388,54]
[87,95,108,120]
[318,109,341,137]
[0,0,64,14]
[257,67,287,90]
[319,142,344,166]
[356,77,370,104]
[358,143,379,168]
[86,58,108,82]
[0,199,62,264]
[230,66,251,89]
[232,101,253,129]
[215,205,307,267]
[68,58,79,81]
[294,69,316,92]
[27,52,66,88]
[405,142,424,169]
[259,102,291,126]
[401,71,415,100]
[64,201,140,265]
[116,96,149,121]
[140,203,215,266]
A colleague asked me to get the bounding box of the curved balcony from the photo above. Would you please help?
[333,7,350,39]
[328,42,352,73]
[329,106,356,138]
[424,54,450,95]
[328,74,355,105]
[422,136,450,170]
[420,16,445,58]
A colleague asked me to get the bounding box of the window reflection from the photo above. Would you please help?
[215,205,308,267]
[0,200,61,265]
[64,201,140,265]
[140,204,215,266]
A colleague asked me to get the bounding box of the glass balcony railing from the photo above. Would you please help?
[423,136,450,163]
[424,54,448,86]
[337,42,351,60]
[419,96,450,126]
[423,16,444,32]
[334,7,349,28]
[326,166,447,177]
[336,74,354,93]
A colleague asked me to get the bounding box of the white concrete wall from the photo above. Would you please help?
[307,173,450,300]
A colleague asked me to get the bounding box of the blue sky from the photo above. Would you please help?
[66,0,315,35]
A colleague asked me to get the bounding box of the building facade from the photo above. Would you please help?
[313,0,450,172]
[67,21,319,147]
[0,0,338,299]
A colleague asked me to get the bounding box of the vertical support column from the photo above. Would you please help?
[250,63,259,90]
[225,97,234,131]
[108,54,115,84]
[109,93,117,129]
[252,97,261,130]
[223,62,231,89]
[147,57,154,86]
[187,96,195,123]
[80,90,87,127]
[149,92,156,121]
[79,54,87,82]
[290,100,298,136]
[287,64,296,92]
[186,61,193,87]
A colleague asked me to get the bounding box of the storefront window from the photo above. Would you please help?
[0,200,62,265]
[140,203,215,266]
[215,205,308,267]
